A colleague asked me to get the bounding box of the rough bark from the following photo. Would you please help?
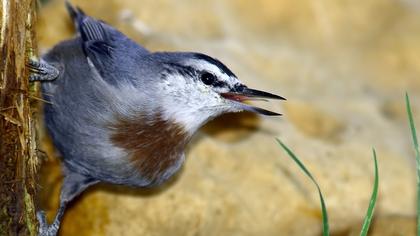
[0,0,39,235]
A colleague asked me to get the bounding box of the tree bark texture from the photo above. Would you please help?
[0,0,39,235]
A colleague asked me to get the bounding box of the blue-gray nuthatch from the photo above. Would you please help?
[29,2,285,235]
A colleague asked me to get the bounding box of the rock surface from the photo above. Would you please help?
[37,0,420,235]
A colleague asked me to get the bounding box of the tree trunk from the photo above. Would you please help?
[0,0,39,235]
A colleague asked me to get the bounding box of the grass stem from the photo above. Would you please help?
[405,93,420,236]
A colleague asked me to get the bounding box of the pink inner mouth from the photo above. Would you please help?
[221,93,248,102]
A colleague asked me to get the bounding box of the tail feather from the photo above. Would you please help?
[65,0,85,27]
[65,0,78,20]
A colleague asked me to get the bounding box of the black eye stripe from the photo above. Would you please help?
[234,84,246,91]
[163,62,230,88]
[200,72,228,88]
[200,72,216,85]
[212,80,225,87]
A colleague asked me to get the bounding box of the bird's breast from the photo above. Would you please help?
[108,114,189,185]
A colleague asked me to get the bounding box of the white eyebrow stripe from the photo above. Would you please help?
[186,59,239,86]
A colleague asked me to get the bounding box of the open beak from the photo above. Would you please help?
[221,87,286,116]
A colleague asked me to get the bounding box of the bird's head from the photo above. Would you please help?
[151,52,285,134]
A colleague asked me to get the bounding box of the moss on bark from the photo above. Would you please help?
[0,0,39,235]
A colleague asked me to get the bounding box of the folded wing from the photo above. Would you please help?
[65,1,149,85]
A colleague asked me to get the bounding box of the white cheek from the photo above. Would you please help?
[158,75,228,134]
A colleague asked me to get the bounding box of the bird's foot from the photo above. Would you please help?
[37,211,59,236]
[27,58,59,82]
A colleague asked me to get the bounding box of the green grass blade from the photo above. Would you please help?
[406,93,420,236]
[359,148,379,236]
[276,139,329,236]
[407,93,419,151]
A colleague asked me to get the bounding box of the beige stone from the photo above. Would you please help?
[349,215,416,236]
[283,100,345,142]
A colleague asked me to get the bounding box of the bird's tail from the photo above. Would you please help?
[64,0,85,28]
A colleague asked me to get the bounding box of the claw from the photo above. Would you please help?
[27,59,59,82]
[36,210,47,227]
[37,210,59,236]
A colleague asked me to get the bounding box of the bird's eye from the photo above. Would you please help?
[200,72,216,85]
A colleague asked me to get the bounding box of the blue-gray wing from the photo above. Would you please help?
[65,1,149,85]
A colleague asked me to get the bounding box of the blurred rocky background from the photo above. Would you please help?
[36,0,420,235]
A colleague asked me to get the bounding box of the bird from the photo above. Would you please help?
[29,1,285,236]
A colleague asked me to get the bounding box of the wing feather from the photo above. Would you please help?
[65,1,149,85]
